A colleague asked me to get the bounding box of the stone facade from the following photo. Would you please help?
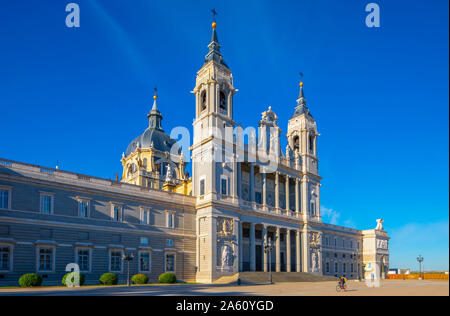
[0,19,389,286]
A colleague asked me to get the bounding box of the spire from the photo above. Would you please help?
[147,87,163,130]
[291,75,312,119]
[204,9,228,67]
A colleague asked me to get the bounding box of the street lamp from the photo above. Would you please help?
[416,255,424,280]
[353,251,361,281]
[122,252,135,286]
[264,237,274,284]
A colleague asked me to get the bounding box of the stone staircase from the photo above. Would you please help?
[213,272,336,284]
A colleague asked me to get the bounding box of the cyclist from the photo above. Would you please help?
[338,276,347,289]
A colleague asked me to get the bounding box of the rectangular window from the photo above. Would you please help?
[40,194,53,214]
[167,212,175,229]
[112,205,123,222]
[140,237,149,245]
[351,263,354,273]
[140,252,151,272]
[255,192,262,204]
[343,263,346,273]
[166,239,174,247]
[335,262,338,273]
[0,189,10,210]
[110,250,122,272]
[326,262,330,273]
[165,253,175,272]
[199,179,205,196]
[0,246,11,271]
[79,200,89,218]
[38,247,53,272]
[77,249,90,271]
[221,177,227,195]
[141,209,150,225]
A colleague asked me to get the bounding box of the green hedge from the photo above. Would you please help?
[159,272,177,284]
[62,272,85,286]
[131,274,149,285]
[99,273,118,285]
[18,273,43,287]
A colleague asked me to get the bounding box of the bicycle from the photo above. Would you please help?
[336,280,347,292]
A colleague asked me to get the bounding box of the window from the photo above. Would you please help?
[40,193,53,214]
[335,239,337,247]
[255,192,262,204]
[310,201,315,215]
[78,200,89,218]
[165,253,175,272]
[166,239,174,247]
[351,263,354,272]
[201,91,207,112]
[309,134,314,152]
[0,188,11,210]
[111,204,123,222]
[38,247,54,272]
[326,262,330,273]
[140,208,150,225]
[167,212,175,229]
[221,177,228,195]
[343,263,347,273]
[335,262,338,273]
[293,135,300,151]
[140,252,151,273]
[140,237,149,245]
[0,246,11,271]
[77,248,90,272]
[219,90,227,112]
[342,240,345,248]
[199,179,205,196]
[110,250,122,272]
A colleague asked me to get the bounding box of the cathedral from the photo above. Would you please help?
[0,17,389,285]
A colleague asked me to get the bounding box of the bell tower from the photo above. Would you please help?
[287,79,321,222]
[191,13,237,198]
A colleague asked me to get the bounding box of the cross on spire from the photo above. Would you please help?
[211,9,218,22]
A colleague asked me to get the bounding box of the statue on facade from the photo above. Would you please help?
[375,219,384,231]
[221,244,235,268]
[165,164,174,182]
[311,251,319,273]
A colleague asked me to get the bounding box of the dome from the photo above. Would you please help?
[125,128,181,156]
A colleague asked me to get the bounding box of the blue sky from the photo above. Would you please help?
[0,0,448,270]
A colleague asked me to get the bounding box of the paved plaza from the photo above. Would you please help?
[0,280,447,296]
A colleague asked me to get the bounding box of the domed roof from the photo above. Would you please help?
[125,128,181,156]
[125,95,181,157]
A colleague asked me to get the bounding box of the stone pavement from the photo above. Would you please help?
[0,280,447,296]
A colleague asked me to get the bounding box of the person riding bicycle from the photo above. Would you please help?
[338,276,347,289]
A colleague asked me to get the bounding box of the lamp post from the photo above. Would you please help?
[353,251,361,281]
[416,255,424,280]
[264,237,274,284]
[122,252,135,286]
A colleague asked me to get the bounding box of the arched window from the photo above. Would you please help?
[309,134,314,152]
[219,90,227,112]
[201,91,207,112]
[293,135,300,151]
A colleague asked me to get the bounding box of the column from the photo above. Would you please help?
[302,226,309,273]
[250,223,256,271]
[250,164,255,202]
[275,172,280,209]
[262,225,268,272]
[262,172,267,206]
[275,227,281,272]
[286,230,291,272]
[237,163,242,198]
[295,178,300,215]
[285,175,290,212]
[296,230,301,272]
[239,221,243,272]
[301,177,308,219]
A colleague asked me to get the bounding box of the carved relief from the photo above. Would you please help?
[217,217,233,237]
[309,231,321,248]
